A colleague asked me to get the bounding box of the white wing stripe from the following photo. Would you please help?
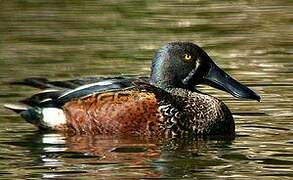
[58,80,114,99]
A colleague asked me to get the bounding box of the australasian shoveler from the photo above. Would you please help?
[4,42,260,137]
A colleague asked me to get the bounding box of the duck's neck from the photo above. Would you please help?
[149,49,180,89]
[150,70,178,89]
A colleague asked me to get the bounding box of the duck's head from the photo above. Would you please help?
[150,42,260,101]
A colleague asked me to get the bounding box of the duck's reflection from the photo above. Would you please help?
[21,132,233,178]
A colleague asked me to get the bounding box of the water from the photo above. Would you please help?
[0,0,292,179]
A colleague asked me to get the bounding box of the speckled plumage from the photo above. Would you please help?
[159,88,234,136]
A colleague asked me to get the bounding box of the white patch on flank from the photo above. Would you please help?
[41,108,66,127]
[58,81,114,99]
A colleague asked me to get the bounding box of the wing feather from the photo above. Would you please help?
[9,76,149,107]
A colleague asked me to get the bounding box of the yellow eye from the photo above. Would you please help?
[183,54,192,61]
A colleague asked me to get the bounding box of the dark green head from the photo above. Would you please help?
[150,42,260,101]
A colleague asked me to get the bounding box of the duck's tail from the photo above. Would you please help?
[3,103,28,114]
[4,104,66,130]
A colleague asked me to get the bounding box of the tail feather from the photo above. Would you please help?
[4,103,43,128]
[3,103,29,114]
[4,104,66,130]
[19,107,44,128]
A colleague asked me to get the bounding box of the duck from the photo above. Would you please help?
[4,42,260,137]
